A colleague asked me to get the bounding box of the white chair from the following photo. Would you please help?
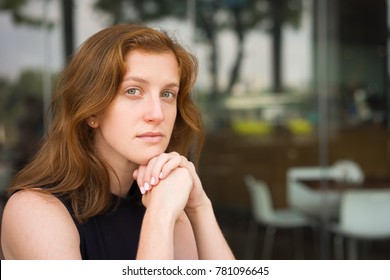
[245,175,317,259]
[332,160,364,185]
[331,189,390,259]
[286,160,364,219]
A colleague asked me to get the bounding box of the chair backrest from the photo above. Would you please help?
[287,160,364,184]
[287,180,340,218]
[286,166,340,218]
[287,166,334,181]
[245,175,274,223]
[340,189,390,239]
[331,160,364,184]
[286,160,364,218]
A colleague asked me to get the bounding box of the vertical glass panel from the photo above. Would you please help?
[0,0,62,191]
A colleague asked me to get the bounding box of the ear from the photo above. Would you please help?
[86,116,99,128]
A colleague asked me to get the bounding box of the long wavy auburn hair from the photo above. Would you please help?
[8,24,205,222]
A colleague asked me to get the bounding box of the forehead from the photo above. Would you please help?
[124,49,178,65]
[122,50,180,79]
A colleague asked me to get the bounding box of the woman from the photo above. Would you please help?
[1,24,235,260]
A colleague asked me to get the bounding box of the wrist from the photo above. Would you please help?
[145,204,178,227]
[185,197,212,220]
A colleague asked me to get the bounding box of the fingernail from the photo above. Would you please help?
[151,177,155,185]
[140,186,145,194]
[159,172,163,179]
[144,182,150,191]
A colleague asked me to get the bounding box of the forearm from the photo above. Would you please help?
[136,208,176,259]
[186,199,235,260]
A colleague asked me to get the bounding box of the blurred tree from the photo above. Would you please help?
[1,70,45,170]
[94,0,303,95]
[2,70,44,120]
[61,0,74,61]
[268,0,303,93]
[219,0,268,94]
[0,0,49,26]
[0,0,74,61]
[0,78,10,138]
[1,0,304,95]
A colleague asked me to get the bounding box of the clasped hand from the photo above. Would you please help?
[133,152,208,220]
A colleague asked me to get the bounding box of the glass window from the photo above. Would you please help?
[1,0,389,260]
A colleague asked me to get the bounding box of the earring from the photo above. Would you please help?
[90,121,95,126]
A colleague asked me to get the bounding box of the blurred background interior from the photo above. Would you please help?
[1,0,390,260]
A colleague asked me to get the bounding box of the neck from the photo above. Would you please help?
[109,164,138,198]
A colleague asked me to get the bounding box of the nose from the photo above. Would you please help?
[144,95,164,123]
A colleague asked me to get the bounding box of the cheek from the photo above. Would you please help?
[98,108,135,146]
[102,99,136,127]
[100,112,126,135]
[167,106,177,126]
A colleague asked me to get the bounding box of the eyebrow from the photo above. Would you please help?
[123,76,149,84]
[123,76,180,89]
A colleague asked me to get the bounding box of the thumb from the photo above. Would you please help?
[133,169,139,180]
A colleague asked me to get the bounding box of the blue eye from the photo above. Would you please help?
[161,91,176,99]
[126,88,141,96]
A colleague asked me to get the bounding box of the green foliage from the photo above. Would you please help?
[94,0,302,35]
[5,70,43,111]
[0,0,54,27]
[0,0,27,10]
[0,69,47,145]
[94,0,303,95]
[94,0,187,23]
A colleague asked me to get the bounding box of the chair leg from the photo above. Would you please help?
[347,238,358,259]
[245,219,258,259]
[361,240,368,259]
[334,234,344,259]
[311,224,321,259]
[262,226,276,259]
[293,228,304,259]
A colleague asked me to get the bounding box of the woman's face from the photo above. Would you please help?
[93,49,179,171]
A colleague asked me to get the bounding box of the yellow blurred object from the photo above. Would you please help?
[232,120,273,135]
[286,118,313,135]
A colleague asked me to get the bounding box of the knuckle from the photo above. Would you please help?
[148,157,157,165]
[171,151,180,157]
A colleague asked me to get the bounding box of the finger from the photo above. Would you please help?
[144,152,180,186]
[135,166,148,194]
[138,155,166,191]
[141,152,185,188]
[133,169,139,180]
[141,190,150,207]
[145,155,166,187]
[148,152,178,184]
[133,169,146,194]
[140,153,171,191]
[160,155,190,180]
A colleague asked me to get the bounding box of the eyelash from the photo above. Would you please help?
[161,91,176,99]
[126,88,141,96]
[125,88,177,100]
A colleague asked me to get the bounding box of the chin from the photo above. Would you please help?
[135,151,165,165]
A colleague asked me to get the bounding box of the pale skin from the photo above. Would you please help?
[1,50,235,260]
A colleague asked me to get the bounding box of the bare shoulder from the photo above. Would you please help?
[1,189,81,259]
[3,189,70,221]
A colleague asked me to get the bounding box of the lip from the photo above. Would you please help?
[137,132,164,143]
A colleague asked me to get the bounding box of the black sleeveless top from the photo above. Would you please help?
[60,183,145,260]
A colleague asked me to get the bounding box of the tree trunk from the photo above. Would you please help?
[226,7,245,95]
[210,32,219,96]
[270,0,284,93]
[61,0,74,62]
